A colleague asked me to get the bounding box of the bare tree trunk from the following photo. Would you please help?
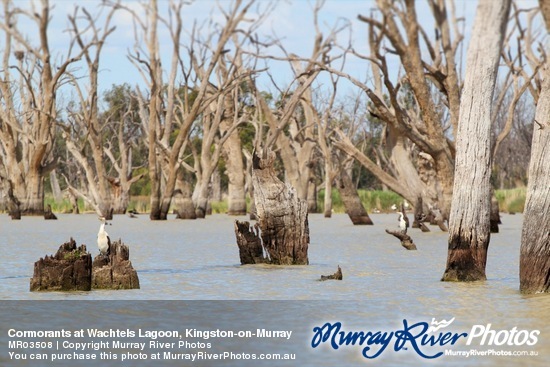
[442,0,510,282]
[307,179,318,213]
[323,164,333,218]
[49,170,62,202]
[251,150,309,265]
[519,2,550,293]
[337,168,373,225]
[221,92,247,215]
[174,169,196,220]
[0,0,81,216]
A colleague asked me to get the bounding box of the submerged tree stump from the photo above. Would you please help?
[30,238,92,291]
[385,229,417,250]
[235,150,309,265]
[320,265,343,281]
[44,204,57,220]
[92,240,140,289]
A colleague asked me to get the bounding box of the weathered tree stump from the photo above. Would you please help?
[337,169,373,225]
[30,238,92,291]
[44,204,57,220]
[235,150,309,265]
[320,265,343,281]
[234,221,267,264]
[92,240,140,289]
[385,229,417,250]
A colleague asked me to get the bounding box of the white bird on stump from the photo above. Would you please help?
[97,217,111,257]
[398,212,408,232]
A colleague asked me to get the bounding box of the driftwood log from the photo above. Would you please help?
[320,265,343,281]
[30,238,92,291]
[92,240,140,289]
[235,150,309,265]
[385,229,417,250]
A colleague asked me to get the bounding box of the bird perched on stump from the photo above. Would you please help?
[97,217,111,257]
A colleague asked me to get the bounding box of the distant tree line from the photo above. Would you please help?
[0,0,544,221]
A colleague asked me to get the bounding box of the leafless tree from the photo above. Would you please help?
[0,0,89,217]
[125,0,257,220]
[326,0,464,219]
[441,0,511,282]
[61,3,143,218]
[519,0,550,293]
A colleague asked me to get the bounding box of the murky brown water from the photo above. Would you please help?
[1,213,549,366]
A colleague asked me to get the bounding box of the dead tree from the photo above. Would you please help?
[519,0,550,294]
[336,164,373,225]
[63,5,143,218]
[0,0,89,216]
[235,150,309,265]
[385,229,417,250]
[442,0,511,282]
[30,239,92,292]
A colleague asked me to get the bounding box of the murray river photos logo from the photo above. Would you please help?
[310,318,540,359]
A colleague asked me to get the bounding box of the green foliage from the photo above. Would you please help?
[210,201,228,214]
[129,168,151,196]
[44,195,85,214]
[317,189,403,213]
[495,188,526,213]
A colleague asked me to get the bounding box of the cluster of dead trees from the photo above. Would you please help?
[0,0,548,292]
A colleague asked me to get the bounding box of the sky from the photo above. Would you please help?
[1,0,542,104]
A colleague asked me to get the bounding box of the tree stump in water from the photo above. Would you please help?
[44,204,57,220]
[92,240,140,289]
[30,238,92,291]
[235,150,309,265]
[234,221,267,264]
[385,229,417,250]
[320,265,343,281]
[337,169,373,225]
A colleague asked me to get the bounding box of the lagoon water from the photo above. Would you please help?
[1,213,549,366]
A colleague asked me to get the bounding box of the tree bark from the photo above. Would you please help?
[251,150,309,265]
[234,221,266,264]
[174,169,197,220]
[385,229,417,250]
[336,168,373,225]
[30,239,92,292]
[92,240,140,290]
[519,3,550,293]
[442,0,510,282]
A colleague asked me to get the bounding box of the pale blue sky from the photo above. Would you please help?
[4,0,542,103]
